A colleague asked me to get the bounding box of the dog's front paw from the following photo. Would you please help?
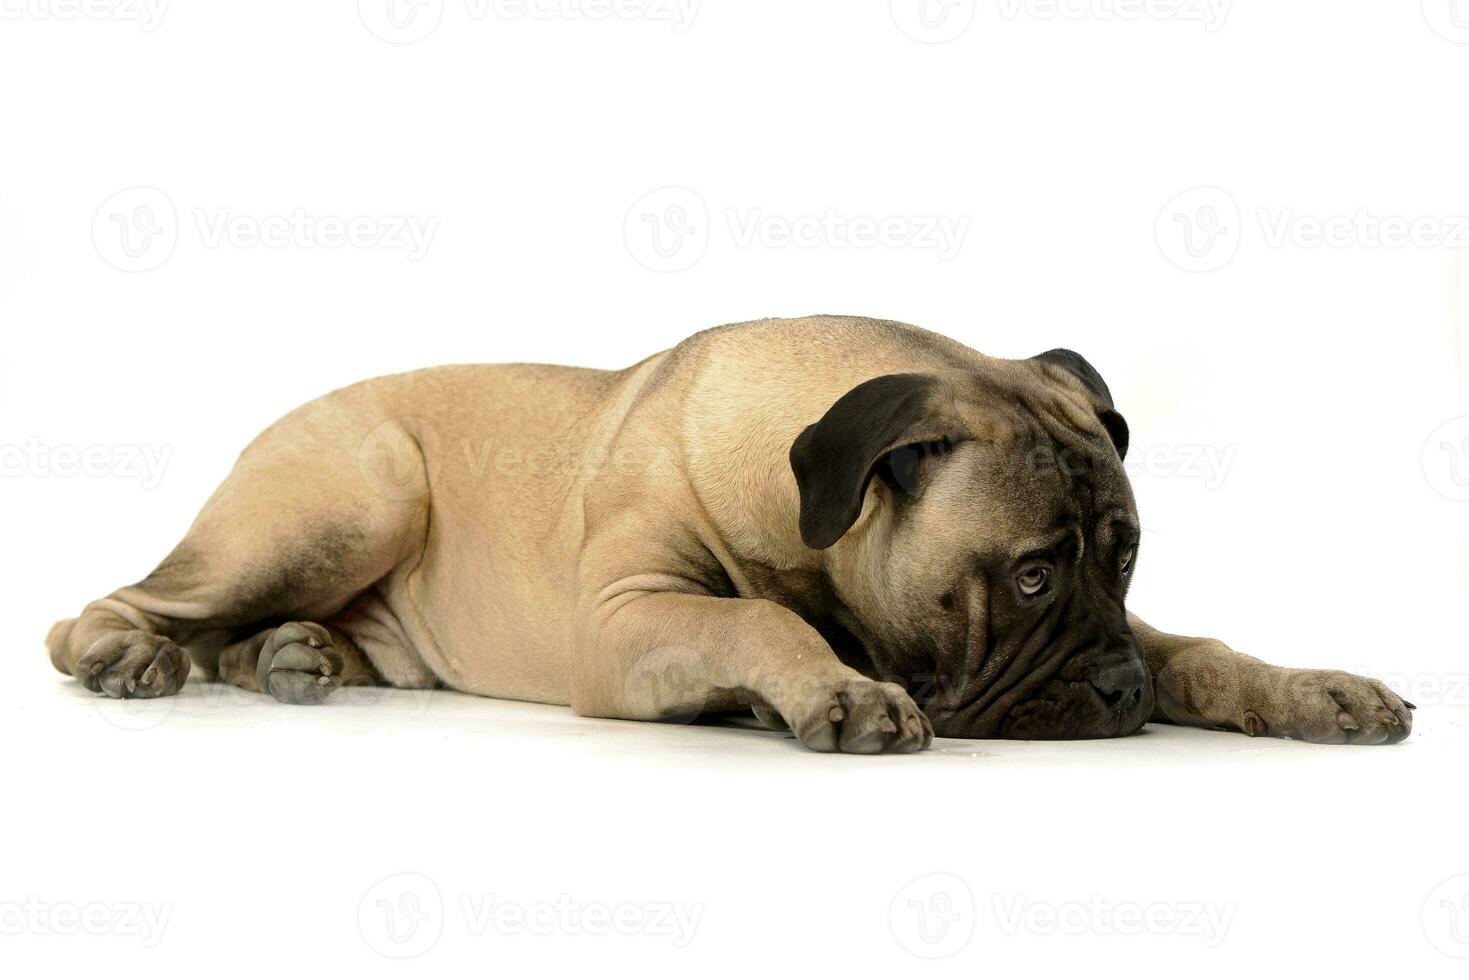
[780,678,933,754]
[77,630,189,698]
[256,622,345,705]
[1247,668,1413,745]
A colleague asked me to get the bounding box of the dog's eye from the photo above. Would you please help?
[1119,545,1136,575]
[1016,566,1049,596]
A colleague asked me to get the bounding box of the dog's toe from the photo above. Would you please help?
[76,630,189,699]
[788,679,932,754]
[257,622,345,705]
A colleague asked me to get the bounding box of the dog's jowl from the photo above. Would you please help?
[47,316,1413,751]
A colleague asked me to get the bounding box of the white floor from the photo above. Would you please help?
[6,654,1467,978]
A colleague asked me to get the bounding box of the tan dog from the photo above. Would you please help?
[46,316,1413,751]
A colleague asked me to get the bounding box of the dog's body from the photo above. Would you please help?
[47,316,1413,750]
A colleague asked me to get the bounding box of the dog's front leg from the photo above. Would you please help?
[1128,613,1413,744]
[571,591,933,753]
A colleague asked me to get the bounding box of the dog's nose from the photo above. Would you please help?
[1089,659,1147,710]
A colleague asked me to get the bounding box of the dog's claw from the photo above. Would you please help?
[790,679,932,754]
[74,630,189,699]
[257,622,344,705]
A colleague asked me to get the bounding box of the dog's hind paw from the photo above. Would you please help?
[256,621,345,705]
[77,630,190,698]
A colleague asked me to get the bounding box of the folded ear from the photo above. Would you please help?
[789,373,960,550]
[1030,348,1129,461]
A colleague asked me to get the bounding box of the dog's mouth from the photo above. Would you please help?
[995,675,1153,739]
[919,650,1153,740]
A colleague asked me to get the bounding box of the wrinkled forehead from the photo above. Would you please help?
[929,429,1135,550]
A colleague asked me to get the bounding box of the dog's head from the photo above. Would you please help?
[788,350,1150,739]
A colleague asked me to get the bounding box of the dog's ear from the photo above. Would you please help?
[1031,348,1129,462]
[789,373,959,550]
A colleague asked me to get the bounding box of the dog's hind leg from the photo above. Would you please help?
[46,396,430,701]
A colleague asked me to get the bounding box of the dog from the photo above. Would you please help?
[46,315,1414,751]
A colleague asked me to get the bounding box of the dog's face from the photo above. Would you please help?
[789,351,1152,739]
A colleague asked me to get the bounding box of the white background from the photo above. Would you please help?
[3,1,1468,976]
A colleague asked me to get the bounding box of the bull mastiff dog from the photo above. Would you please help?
[47,316,1414,751]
